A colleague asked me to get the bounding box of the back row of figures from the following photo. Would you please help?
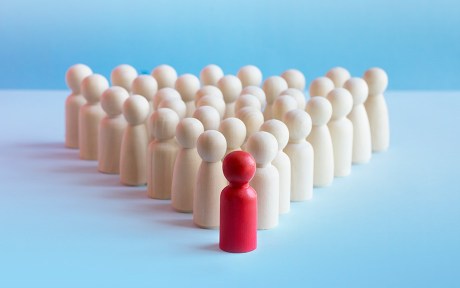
[65,63,390,229]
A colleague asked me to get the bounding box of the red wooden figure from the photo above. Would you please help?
[219,151,257,253]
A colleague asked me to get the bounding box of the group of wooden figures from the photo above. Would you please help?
[65,63,390,253]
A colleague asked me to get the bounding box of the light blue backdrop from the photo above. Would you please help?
[0,0,458,90]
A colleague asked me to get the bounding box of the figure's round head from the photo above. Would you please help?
[81,74,109,104]
[325,67,351,88]
[272,95,298,121]
[176,117,204,149]
[153,88,181,110]
[281,69,306,91]
[217,75,242,104]
[196,95,226,119]
[363,67,388,95]
[175,73,200,102]
[237,65,263,87]
[65,64,92,93]
[158,98,187,119]
[101,86,129,117]
[326,88,353,120]
[246,131,278,166]
[235,94,262,114]
[236,107,264,140]
[343,77,369,105]
[219,117,247,150]
[262,76,288,104]
[193,105,221,131]
[241,86,266,110]
[131,75,158,102]
[309,76,335,97]
[200,64,224,86]
[283,109,312,141]
[195,85,224,105]
[197,130,227,162]
[306,96,332,126]
[110,64,138,92]
[223,151,256,185]
[123,94,150,125]
[280,88,306,110]
[151,108,180,140]
[151,64,177,89]
[261,119,289,151]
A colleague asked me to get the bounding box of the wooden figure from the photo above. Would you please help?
[241,86,267,111]
[234,94,262,114]
[220,151,257,253]
[119,95,150,186]
[194,130,227,229]
[237,65,263,87]
[260,120,291,214]
[147,108,180,199]
[219,117,247,155]
[344,78,372,164]
[79,74,109,160]
[306,96,334,187]
[262,76,288,120]
[246,131,279,230]
[193,106,221,131]
[363,67,390,152]
[110,64,138,92]
[326,67,351,88]
[152,88,181,111]
[158,98,187,119]
[194,85,224,105]
[281,69,306,91]
[200,64,224,86]
[280,88,307,110]
[65,64,92,148]
[272,95,297,121]
[171,118,204,212]
[283,109,314,201]
[309,76,334,97]
[327,88,354,177]
[236,107,264,149]
[98,86,129,174]
[151,64,177,89]
[217,75,243,118]
[132,74,158,119]
[196,95,226,119]
[175,74,200,117]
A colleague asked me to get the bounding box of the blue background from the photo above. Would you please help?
[0,0,459,90]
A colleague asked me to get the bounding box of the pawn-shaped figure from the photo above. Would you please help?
[260,120,291,214]
[283,109,313,201]
[363,67,390,152]
[171,118,204,212]
[327,88,354,177]
[147,108,180,199]
[159,98,187,119]
[272,95,298,120]
[219,117,247,155]
[200,64,224,86]
[220,151,258,253]
[152,88,182,111]
[193,106,221,131]
[132,74,158,120]
[325,67,351,88]
[194,130,228,229]
[98,86,129,174]
[306,97,334,187]
[217,75,243,118]
[194,85,224,105]
[119,95,150,185]
[309,76,334,97]
[65,64,93,148]
[280,88,307,110]
[79,74,109,160]
[237,65,263,88]
[234,94,262,114]
[236,107,264,150]
[111,64,138,92]
[175,74,200,117]
[196,95,226,119]
[281,69,306,91]
[246,131,279,230]
[344,78,372,164]
[152,64,177,89]
[241,86,266,111]
[262,76,288,120]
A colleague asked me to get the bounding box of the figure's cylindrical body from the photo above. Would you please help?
[220,184,257,253]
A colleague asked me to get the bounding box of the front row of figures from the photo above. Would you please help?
[64,64,390,252]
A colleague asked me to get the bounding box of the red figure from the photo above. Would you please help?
[219,151,257,253]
